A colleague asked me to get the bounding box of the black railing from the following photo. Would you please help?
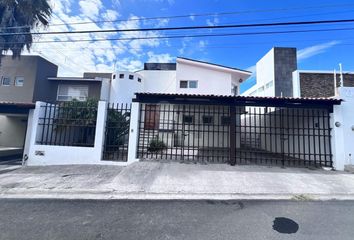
[37,102,97,147]
[137,103,333,167]
[102,103,131,161]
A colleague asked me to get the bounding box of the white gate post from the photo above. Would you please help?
[94,101,108,161]
[127,102,140,164]
[331,104,346,170]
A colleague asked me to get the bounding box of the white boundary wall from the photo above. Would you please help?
[24,101,140,166]
[331,87,354,170]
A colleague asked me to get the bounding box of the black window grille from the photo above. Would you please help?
[37,101,98,147]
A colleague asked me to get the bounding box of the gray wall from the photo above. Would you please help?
[0,115,27,147]
[273,48,297,97]
[0,56,58,103]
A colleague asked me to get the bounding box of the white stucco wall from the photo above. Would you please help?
[0,114,27,148]
[332,87,354,169]
[139,70,177,94]
[176,62,233,95]
[243,49,275,97]
[109,72,143,103]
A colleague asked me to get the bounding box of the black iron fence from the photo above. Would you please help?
[37,102,97,147]
[137,103,333,167]
[102,103,131,161]
[138,104,231,163]
[232,106,332,167]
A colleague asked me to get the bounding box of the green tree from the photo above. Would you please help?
[0,0,52,63]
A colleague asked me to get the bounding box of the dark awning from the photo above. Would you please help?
[0,102,35,114]
[134,93,342,109]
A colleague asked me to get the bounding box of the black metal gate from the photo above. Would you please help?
[230,106,332,167]
[136,94,335,168]
[102,103,131,162]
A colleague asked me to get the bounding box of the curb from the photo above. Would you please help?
[1,192,354,201]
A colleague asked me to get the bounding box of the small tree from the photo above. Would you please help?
[105,108,131,147]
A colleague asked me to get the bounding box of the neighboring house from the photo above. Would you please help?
[242,47,297,97]
[0,56,57,159]
[0,56,58,103]
[242,47,354,99]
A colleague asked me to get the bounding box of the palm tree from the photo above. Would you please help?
[0,0,52,64]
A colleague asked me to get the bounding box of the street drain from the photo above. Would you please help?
[273,217,299,234]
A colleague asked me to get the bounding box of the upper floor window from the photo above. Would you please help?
[57,85,88,102]
[180,80,198,89]
[202,115,214,125]
[138,78,142,83]
[1,77,11,86]
[15,77,24,87]
[129,75,134,80]
[119,74,124,79]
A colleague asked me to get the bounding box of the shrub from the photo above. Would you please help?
[147,138,167,152]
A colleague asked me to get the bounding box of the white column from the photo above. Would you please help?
[26,101,45,165]
[331,105,346,170]
[127,102,140,163]
[94,101,108,161]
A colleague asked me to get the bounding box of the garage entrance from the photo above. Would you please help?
[134,93,341,168]
[0,102,34,164]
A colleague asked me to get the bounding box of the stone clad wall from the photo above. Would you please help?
[300,73,354,98]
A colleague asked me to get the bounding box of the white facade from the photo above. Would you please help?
[242,49,275,97]
[109,57,251,103]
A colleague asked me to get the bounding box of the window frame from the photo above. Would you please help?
[1,76,11,86]
[119,74,124,79]
[179,80,198,89]
[179,80,188,89]
[56,84,89,102]
[129,75,134,80]
[202,115,214,125]
[15,76,24,87]
[188,80,198,88]
[182,115,194,124]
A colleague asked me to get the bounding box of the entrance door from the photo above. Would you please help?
[144,105,160,130]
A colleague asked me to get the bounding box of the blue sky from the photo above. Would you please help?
[29,0,354,92]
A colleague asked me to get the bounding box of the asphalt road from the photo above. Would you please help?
[0,199,353,240]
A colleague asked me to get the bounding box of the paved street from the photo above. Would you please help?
[0,199,353,240]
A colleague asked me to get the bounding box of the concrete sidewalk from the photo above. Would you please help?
[0,162,354,200]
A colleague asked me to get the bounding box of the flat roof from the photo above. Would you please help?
[48,77,103,82]
[134,93,341,109]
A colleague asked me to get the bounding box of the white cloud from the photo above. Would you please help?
[206,16,219,26]
[298,41,341,61]
[147,52,174,63]
[189,14,195,21]
[79,0,103,20]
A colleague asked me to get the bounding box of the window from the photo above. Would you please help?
[180,80,198,89]
[189,81,198,88]
[202,115,214,125]
[119,74,124,79]
[180,80,188,88]
[221,116,231,125]
[138,78,142,83]
[57,85,89,102]
[15,77,24,87]
[265,81,273,89]
[129,75,134,80]
[232,85,238,96]
[183,115,194,124]
[1,77,11,86]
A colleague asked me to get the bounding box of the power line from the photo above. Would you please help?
[2,18,354,37]
[3,2,353,30]
[4,26,353,45]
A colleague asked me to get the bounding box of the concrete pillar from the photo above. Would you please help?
[330,108,346,170]
[127,102,140,163]
[94,101,108,161]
